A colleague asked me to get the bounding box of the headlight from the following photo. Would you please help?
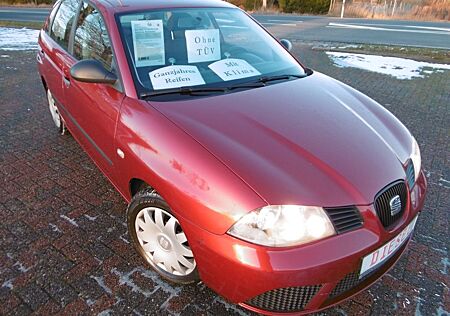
[228,205,336,247]
[411,137,421,181]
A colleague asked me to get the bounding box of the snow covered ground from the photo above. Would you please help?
[327,52,450,80]
[0,27,39,51]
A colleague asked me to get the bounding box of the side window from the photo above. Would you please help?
[50,0,80,50]
[44,1,61,33]
[73,3,113,71]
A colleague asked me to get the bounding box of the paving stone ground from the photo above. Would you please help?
[0,45,448,316]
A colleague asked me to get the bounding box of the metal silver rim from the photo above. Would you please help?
[47,90,61,129]
[135,207,196,276]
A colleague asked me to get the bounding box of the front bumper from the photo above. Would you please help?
[179,171,427,315]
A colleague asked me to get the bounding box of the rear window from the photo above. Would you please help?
[50,0,80,50]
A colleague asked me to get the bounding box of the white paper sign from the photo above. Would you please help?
[208,58,261,81]
[149,65,205,90]
[185,29,221,63]
[132,20,165,67]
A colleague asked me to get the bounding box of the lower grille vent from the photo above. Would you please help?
[247,285,321,312]
[329,271,361,297]
[325,206,363,234]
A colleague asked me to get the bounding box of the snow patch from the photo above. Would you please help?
[327,52,450,80]
[91,275,112,295]
[0,27,39,51]
[13,261,32,273]
[60,214,79,227]
[2,279,14,290]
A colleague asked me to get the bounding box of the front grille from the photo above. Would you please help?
[405,160,415,190]
[246,285,321,312]
[374,181,407,228]
[325,206,363,234]
[329,270,360,297]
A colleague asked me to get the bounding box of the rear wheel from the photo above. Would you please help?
[47,89,66,135]
[127,188,198,284]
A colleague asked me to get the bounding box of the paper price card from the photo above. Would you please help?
[208,59,261,81]
[132,20,165,67]
[149,65,205,90]
[185,29,221,63]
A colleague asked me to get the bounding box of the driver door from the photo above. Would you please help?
[63,1,124,180]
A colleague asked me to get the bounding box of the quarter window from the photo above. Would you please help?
[73,3,113,71]
[50,0,80,50]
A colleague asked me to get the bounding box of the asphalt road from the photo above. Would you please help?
[255,15,450,49]
[0,7,48,22]
[1,7,450,48]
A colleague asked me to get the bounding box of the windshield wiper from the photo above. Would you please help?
[227,81,266,90]
[141,87,228,98]
[257,74,306,83]
[225,74,306,91]
[140,74,307,99]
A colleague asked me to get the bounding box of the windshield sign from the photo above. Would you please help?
[118,8,305,95]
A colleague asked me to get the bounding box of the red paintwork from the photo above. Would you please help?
[37,0,428,314]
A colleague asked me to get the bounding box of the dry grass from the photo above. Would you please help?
[0,20,42,28]
[329,0,450,21]
[0,2,51,7]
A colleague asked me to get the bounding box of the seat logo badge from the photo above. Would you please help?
[389,195,402,216]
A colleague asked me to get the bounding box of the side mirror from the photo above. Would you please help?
[70,59,117,84]
[280,39,293,52]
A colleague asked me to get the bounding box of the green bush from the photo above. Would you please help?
[244,0,263,10]
[283,0,330,14]
[278,0,288,11]
[228,0,263,10]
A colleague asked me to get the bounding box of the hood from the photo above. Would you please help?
[150,72,413,207]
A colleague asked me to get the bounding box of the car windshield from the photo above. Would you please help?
[117,7,306,97]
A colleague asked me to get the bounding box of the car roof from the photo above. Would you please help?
[96,0,236,14]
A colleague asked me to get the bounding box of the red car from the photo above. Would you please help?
[37,0,427,314]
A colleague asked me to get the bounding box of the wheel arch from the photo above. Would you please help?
[41,76,48,91]
[129,178,151,197]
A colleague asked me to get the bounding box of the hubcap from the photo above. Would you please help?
[47,90,61,128]
[135,207,196,276]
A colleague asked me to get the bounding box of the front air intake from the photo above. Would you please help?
[246,285,321,312]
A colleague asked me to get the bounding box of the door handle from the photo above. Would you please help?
[37,49,44,64]
[63,75,70,87]
[62,68,71,87]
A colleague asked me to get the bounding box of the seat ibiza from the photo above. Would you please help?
[37,0,427,314]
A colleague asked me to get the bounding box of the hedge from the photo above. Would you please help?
[282,0,330,14]
[229,0,330,13]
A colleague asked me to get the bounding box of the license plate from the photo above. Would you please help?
[360,216,418,278]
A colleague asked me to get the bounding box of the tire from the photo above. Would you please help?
[47,89,66,135]
[127,187,199,284]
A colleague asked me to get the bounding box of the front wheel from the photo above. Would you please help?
[127,188,199,284]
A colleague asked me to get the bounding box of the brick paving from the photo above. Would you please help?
[0,47,448,316]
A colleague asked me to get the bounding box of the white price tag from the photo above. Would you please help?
[185,29,221,63]
[208,58,261,81]
[149,65,205,90]
[131,20,165,67]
